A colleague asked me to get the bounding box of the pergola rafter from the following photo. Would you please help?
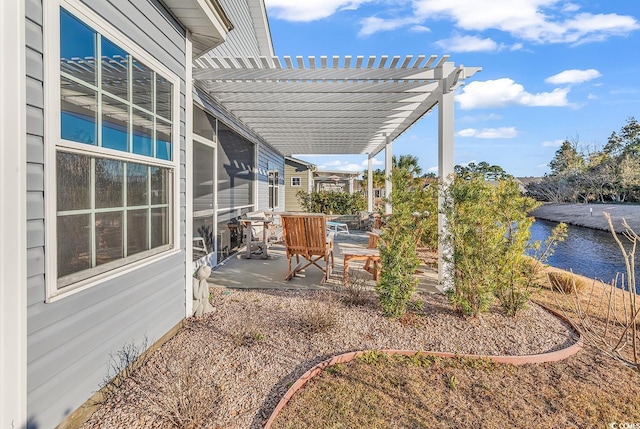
[193,54,481,290]
[193,54,480,158]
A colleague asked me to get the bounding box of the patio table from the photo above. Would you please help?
[240,217,272,259]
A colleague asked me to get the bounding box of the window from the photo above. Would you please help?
[53,6,177,292]
[268,169,279,209]
[291,177,301,187]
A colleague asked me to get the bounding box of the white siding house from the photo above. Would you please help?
[2,0,478,426]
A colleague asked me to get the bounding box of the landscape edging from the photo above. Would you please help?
[263,304,583,428]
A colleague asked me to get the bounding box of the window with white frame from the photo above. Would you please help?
[291,177,301,187]
[268,168,279,210]
[54,7,177,290]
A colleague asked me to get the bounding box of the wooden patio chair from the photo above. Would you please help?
[281,213,335,282]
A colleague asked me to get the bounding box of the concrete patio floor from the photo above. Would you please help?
[207,231,440,293]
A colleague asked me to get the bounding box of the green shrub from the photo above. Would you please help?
[375,169,429,318]
[440,177,566,316]
[296,190,366,214]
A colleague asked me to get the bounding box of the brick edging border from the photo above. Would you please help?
[263,304,582,428]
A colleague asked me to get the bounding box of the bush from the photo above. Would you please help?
[375,169,429,318]
[296,190,366,214]
[337,271,371,306]
[547,271,586,293]
[441,177,566,316]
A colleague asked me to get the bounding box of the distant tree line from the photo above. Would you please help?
[526,117,640,203]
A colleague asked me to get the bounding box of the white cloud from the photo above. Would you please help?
[323,160,344,167]
[264,0,370,22]
[409,25,431,33]
[428,166,438,172]
[587,93,598,100]
[457,78,570,109]
[360,158,383,167]
[435,35,501,52]
[541,139,564,147]
[562,3,580,13]
[319,162,362,172]
[359,16,419,36]
[458,127,518,138]
[410,0,639,44]
[545,69,601,85]
[459,113,503,123]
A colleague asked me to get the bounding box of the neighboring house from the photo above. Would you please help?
[3,0,479,426]
[284,156,316,212]
[313,170,361,194]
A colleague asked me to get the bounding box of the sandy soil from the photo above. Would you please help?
[79,289,577,429]
[530,202,640,233]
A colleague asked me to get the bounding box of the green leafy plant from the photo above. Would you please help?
[375,168,430,318]
[441,177,566,316]
[296,190,366,214]
[441,176,503,316]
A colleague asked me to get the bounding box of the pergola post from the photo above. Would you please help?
[367,156,373,212]
[437,64,456,292]
[384,134,392,215]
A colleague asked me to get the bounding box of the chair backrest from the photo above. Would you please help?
[281,213,328,258]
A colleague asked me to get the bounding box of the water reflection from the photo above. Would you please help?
[529,218,639,287]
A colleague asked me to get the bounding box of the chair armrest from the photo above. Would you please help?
[326,231,335,247]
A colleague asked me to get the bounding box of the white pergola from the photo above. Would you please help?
[193,54,481,289]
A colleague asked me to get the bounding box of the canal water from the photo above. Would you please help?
[529,218,638,287]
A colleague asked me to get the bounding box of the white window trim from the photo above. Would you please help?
[267,167,280,210]
[185,32,193,317]
[290,176,301,187]
[44,0,181,302]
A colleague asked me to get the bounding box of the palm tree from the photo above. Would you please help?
[361,168,386,189]
[393,154,422,177]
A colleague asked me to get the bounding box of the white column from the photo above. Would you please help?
[367,156,373,212]
[184,32,194,317]
[437,66,455,292]
[1,0,27,425]
[384,134,393,215]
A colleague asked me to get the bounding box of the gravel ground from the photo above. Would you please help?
[81,288,577,429]
[530,202,640,233]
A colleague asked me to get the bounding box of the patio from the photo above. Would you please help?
[207,230,439,293]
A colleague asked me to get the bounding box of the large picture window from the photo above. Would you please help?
[54,6,177,292]
[60,8,173,160]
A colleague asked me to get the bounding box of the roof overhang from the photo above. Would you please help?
[194,54,480,156]
[163,0,234,57]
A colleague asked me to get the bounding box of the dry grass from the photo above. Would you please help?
[336,272,372,307]
[129,353,222,429]
[297,291,338,334]
[271,348,640,429]
[272,271,640,429]
[547,271,587,293]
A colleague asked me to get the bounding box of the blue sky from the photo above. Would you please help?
[263,0,640,177]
